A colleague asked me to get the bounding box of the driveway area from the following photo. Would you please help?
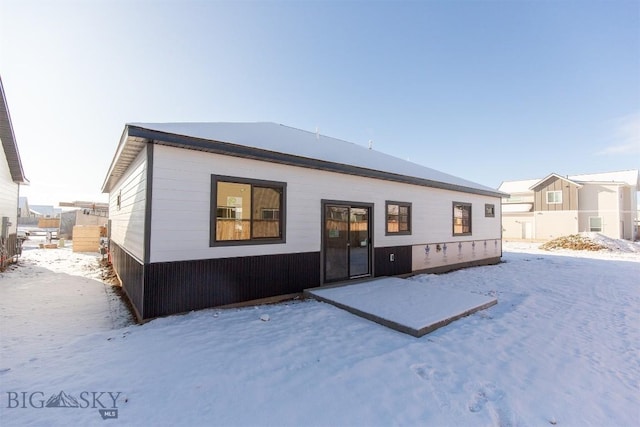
[0,238,132,364]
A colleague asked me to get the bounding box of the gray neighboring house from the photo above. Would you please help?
[103,122,505,321]
[0,76,28,266]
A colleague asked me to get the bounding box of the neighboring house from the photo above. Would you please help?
[499,170,639,241]
[59,201,109,217]
[0,76,28,266]
[102,122,505,321]
[29,205,61,218]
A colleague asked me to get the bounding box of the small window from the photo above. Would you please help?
[386,201,411,235]
[217,207,236,219]
[453,202,472,236]
[261,208,280,220]
[589,217,602,232]
[211,176,286,245]
[546,191,562,204]
[485,204,495,217]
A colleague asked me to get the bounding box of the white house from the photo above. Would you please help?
[102,122,505,321]
[0,76,28,267]
[499,170,639,241]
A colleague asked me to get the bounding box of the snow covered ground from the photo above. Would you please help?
[0,238,638,426]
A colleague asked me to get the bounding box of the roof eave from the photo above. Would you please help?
[123,125,506,198]
[529,173,582,190]
[101,125,149,193]
[0,76,28,184]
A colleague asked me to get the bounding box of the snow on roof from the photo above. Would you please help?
[498,179,540,195]
[568,170,639,187]
[104,122,503,197]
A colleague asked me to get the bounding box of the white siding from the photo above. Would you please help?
[535,211,579,240]
[502,213,535,240]
[577,183,623,239]
[108,145,147,261]
[0,147,18,234]
[150,145,502,263]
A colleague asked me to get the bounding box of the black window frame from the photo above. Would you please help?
[210,175,286,246]
[385,201,412,235]
[452,202,472,236]
[484,203,495,218]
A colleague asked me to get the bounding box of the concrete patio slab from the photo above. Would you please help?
[305,277,497,337]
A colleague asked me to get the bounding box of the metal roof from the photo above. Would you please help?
[102,122,506,198]
[0,76,28,184]
[497,179,540,195]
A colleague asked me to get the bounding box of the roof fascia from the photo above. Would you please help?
[573,180,628,186]
[529,173,582,190]
[101,126,144,193]
[0,76,28,184]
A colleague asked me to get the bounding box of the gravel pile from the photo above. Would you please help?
[539,234,608,251]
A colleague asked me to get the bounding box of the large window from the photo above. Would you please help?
[211,176,286,245]
[589,217,602,232]
[546,190,562,204]
[453,202,472,236]
[386,201,411,235]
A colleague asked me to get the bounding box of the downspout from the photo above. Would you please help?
[15,183,20,260]
[575,185,579,234]
[617,186,622,239]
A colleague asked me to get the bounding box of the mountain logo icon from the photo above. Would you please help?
[45,391,80,408]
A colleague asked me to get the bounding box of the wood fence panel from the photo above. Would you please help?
[72,225,104,252]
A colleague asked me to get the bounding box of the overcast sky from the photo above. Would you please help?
[1,0,638,206]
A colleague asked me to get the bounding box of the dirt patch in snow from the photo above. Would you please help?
[99,258,120,285]
[539,233,640,252]
[98,258,139,323]
[540,234,607,251]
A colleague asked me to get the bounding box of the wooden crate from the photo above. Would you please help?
[72,225,102,252]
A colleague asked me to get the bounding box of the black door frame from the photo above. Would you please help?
[321,199,374,284]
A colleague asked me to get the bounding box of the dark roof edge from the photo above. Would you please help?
[128,125,505,199]
[529,173,582,190]
[0,76,28,184]
[101,126,131,193]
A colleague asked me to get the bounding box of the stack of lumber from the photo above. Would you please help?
[39,243,58,249]
[38,218,60,228]
[72,225,104,253]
